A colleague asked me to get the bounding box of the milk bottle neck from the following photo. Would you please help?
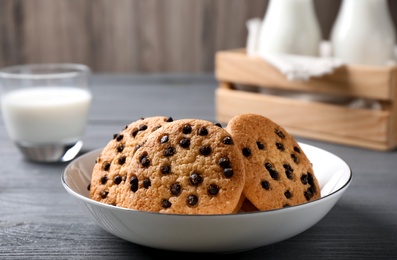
[259,0,321,56]
[338,0,390,22]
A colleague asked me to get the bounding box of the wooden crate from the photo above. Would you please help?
[215,49,397,150]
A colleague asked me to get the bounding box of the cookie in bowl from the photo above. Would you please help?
[226,114,320,211]
[117,119,246,214]
[89,116,174,205]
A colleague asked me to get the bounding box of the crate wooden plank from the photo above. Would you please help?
[216,87,391,150]
[284,126,390,151]
[216,49,397,101]
[388,72,397,148]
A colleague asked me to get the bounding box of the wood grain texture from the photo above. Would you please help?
[216,87,391,150]
[1,0,395,72]
[216,49,397,101]
[0,0,268,72]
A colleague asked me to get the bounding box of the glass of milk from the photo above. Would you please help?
[0,64,92,162]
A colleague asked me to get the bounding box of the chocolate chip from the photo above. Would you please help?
[161,165,171,174]
[190,173,203,186]
[218,157,230,168]
[223,168,234,178]
[187,194,198,206]
[103,162,111,171]
[114,175,122,185]
[291,153,299,164]
[152,125,162,132]
[284,190,292,199]
[257,141,265,150]
[283,164,294,180]
[261,180,270,190]
[208,184,219,195]
[100,190,108,199]
[170,183,181,196]
[118,156,126,165]
[160,135,169,144]
[182,125,192,134]
[179,138,190,148]
[304,188,313,201]
[139,124,148,131]
[215,123,222,128]
[164,147,175,156]
[301,174,308,185]
[143,178,151,189]
[140,154,150,167]
[100,176,108,184]
[161,199,172,208]
[283,204,290,208]
[276,142,285,151]
[116,145,124,153]
[308,172,316,193]
[116,134,124,141]
[130,176,138,192]
[165,117,173,122]
[129,176,138,185]
[294,146,301,153]
[199,146,211,156]
[222,136,234,145]
[242,147,251,157]
[285,169,293,180]
[139,117,145,120]
[283,163,293,172]
[198,127,208,136]
[131,128,139,137]
[113,133,118,139]
[275,129,286,139]
[87,183,91,191]
[265,162,279,180]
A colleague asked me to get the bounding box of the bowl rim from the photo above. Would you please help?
[61,143,353,218]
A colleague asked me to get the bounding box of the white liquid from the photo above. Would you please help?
[1,87,92,145]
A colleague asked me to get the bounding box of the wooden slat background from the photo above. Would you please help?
[0,0,396,73]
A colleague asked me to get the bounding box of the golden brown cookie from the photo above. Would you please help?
[90,116,174,205]
[226,114,320,210]
[117,119,246,214]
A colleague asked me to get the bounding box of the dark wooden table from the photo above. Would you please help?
[1,74,396,259]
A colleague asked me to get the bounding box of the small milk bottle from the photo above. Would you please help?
[330,0,396,66]
[258,0,322,56]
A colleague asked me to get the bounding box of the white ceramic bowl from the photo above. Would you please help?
[62,143,352,253]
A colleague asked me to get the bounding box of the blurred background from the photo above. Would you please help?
[0,0,396,73]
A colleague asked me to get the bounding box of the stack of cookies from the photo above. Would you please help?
[89,114,320,214]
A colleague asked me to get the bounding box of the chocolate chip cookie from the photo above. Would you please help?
[226,114,320,210]
[90,116,174,205]
[117,119,245,214]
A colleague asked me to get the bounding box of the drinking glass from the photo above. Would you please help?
[0,64,92,162]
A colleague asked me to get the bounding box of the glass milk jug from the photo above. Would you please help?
[258,0,321,56]
[331,0,396,66]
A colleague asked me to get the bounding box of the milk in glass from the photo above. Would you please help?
[1,87,91,145]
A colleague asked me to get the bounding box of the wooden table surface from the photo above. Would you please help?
[1,74,396,259]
